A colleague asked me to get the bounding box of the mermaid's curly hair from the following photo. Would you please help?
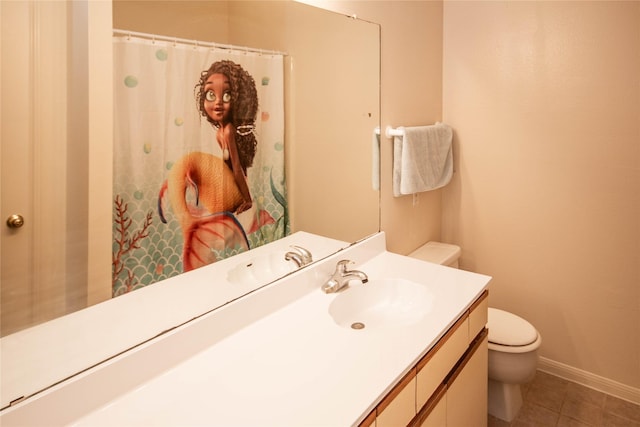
[195,60,259,172]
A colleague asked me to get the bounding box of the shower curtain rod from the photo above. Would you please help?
[113,29,288,57]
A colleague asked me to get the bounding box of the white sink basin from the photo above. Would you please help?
[328,279,434,329]
[227,252,297,286]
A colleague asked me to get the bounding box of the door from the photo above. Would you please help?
[1,0,112,337]
[1,0,70,336]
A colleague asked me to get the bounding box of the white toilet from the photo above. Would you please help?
[408,241,542,422]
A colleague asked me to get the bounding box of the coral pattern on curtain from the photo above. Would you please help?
[112,36,288,297]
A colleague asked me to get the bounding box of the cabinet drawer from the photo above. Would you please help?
[377,369,416,427]
[446,329,489,427]
[468,290,488,343]
[416,313,468,409]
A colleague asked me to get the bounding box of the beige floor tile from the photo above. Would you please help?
[601,411,640,427]
[565,383,606,408]
[485,371,640,427]
[488,414,511,427]
[534,371,570,390]
[604,395,640,424]
[560,397,603,426]
[513,402,559,427]
[527,380,567,412]
[557,415,593,427]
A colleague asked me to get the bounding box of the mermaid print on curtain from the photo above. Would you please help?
[112,36,288,297]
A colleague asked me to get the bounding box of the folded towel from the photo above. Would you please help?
[393,123,453,196]
[372,128,381,191]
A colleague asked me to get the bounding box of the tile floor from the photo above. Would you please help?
[488,371,640,427]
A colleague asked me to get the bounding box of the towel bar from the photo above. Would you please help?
[374,126,404,138]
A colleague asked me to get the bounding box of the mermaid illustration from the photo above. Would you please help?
[159,60,273,271]
[196,59,258,214]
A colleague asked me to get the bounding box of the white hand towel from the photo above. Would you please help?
[372,128,381,191]
[393,123,453,197]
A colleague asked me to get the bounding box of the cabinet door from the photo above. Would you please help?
[419,397,446,427]
[377,370,416,427]
[414,384,446,427]
[358,410,376,427]
[446,330,489,427]
[416,314,468,409]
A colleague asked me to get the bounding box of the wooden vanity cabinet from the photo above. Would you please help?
[413,383,447,427]
[358,290,488,427]
[375,368,417,427]
[416,311,469,410]
[445,330,488,426]
[468,291,489,340]
[413,291,488,427]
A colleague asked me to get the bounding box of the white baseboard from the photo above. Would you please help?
[538,357,640,405]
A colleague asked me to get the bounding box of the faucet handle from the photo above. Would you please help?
[336,259,354,273]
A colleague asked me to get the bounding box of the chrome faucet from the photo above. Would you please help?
[284,245,313,268]
[321,260,368,294]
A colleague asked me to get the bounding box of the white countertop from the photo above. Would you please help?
[0,231,350,412]
[1,233,490,426]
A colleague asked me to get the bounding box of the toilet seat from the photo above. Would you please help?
[488,308,540,353]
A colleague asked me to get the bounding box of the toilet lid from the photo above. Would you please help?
[488,308,538,346]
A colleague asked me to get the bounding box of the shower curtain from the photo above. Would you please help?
[112,35,287,297]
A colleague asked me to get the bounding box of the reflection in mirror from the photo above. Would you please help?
[115,0,381,242]
[1,0,379,338]
[1,0,113,337]
[111,33,289,296]
[1,0,379,409]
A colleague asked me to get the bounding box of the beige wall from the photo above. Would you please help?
[314,0,639,399]
[114,0,379,244]
[308,1,445,254]
[113,0,230,41]
[116,0,639,399]
[442,1,639,392]
[226,1,382,242]
[377,1,444,256]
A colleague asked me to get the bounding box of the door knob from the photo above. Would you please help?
[6,214,25,229]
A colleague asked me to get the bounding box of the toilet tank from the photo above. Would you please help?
[408,241,461,268]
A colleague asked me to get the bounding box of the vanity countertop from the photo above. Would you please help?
[1,232,490,426]
[0,231,350,412]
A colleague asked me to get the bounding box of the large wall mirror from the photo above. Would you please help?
[1,0,379,408]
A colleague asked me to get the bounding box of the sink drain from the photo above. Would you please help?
[351,322,365,330]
